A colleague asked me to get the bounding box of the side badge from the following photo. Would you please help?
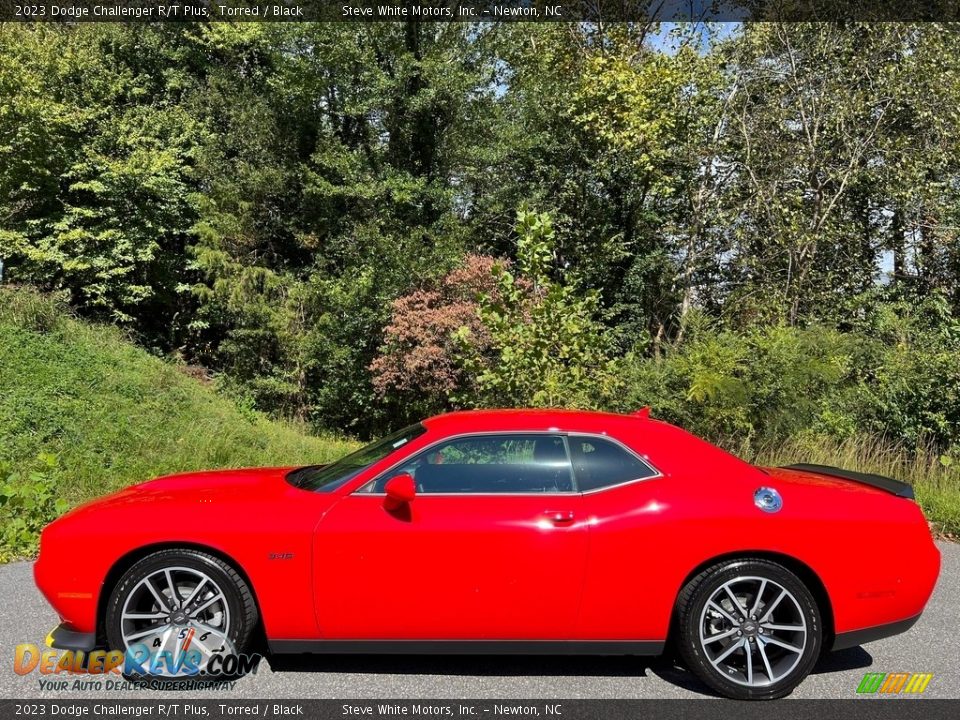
[754,487,783,513]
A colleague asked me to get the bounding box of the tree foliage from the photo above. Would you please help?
[456,207,619,409]
[0,25,203,334]
[2,21,960,451]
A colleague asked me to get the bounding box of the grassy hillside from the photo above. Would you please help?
[0,288,358,559]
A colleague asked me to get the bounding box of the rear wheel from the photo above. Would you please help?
[676,559,822,700]
[105,549,257,678]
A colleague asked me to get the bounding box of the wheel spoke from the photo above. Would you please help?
[124,625,165,643]
[143,577,172,613]
[760,635,803,654]
[158,626,178,658]
[757,638,776,682]
[707,600,738,624]
[712,637,745,666]
[182,578,208,609]
[760,589,787,622]
[745,641,754,684]
[702,626,739,645]
[723,585,749,618]
[191,621,228,640]
[748,579,767,618]
[191,593,225,616]
[164,569,178,608]
[188,634,215,657]
[122,611,167,621]
[762,622,805,632]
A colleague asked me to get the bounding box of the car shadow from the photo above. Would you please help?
[267,653,725,696]
[811,646,873,674]
[265,646,873,698]
[267,652,658,678]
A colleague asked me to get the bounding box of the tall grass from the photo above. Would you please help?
[740,433,960,536]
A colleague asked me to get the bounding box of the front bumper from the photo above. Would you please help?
[47,623,97,652]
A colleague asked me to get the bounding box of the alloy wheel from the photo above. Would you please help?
[697,575,807,688]
[119,565,233,676]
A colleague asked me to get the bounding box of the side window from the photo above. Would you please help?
[370,434,574,494]
[569,436,657,492]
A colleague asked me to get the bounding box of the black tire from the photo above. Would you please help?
[105,549,258,679]
[675,558,822,700]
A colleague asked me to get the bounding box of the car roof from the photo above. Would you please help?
[421,408,653,435]
[418,408,761,479]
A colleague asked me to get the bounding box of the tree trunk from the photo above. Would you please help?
[891,208,905,282]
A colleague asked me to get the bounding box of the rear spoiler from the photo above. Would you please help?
[780,463,915,500]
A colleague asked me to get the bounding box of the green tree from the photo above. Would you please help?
[0,25,204,340]
[718,24,960,325]
[458,207,619,408]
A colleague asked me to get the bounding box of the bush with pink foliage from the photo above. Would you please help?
[370,254,505,412]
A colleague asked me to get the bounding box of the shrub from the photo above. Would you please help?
[615,319,853,448]
[370,254,505,417]
[372,207,621,413]
[833,291,960,449]
[0,454,67,561]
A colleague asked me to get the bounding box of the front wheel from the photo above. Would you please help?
[675,559,822,700]
[105,549,258,678]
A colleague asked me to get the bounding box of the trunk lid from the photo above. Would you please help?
[771,463,914,499]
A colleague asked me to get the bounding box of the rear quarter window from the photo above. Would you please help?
[569,436,658,492]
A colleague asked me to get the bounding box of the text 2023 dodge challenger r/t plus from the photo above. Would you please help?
[34,409,939,699]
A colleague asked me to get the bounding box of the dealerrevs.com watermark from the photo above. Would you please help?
[13,640,261,690]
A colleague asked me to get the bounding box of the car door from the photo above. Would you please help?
[313,433,588,641]
[569,434,671,641]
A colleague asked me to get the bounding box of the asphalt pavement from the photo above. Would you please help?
[1,542,957,700]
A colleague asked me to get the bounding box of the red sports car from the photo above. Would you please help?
[35,409,939,699]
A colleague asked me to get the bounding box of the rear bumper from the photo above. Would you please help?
[832,612,922,651]
[46,623,97,653]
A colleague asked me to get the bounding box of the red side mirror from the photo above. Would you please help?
[384,473,416,505]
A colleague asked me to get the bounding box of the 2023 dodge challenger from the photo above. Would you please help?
[35,409,939,699]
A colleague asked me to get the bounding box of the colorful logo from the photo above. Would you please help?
[15,632,260,680]
[856,672,933,695]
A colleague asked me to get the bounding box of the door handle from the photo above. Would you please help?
[545,510,575,525]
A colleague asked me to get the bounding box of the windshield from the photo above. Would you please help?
[288,424,427,492]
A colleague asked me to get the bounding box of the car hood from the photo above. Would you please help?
[62,467,298,519]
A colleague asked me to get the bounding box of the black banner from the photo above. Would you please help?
[2,0,960,23]
[0,700,958,720]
